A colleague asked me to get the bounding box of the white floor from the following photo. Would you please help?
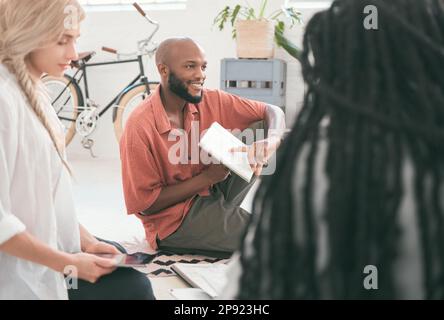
[70,155,146,244]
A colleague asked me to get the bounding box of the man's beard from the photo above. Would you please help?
[168,72,203,104]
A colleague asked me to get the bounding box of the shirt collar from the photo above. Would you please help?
[152,85,200,135]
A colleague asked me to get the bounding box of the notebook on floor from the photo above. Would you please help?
[171,263,229,299]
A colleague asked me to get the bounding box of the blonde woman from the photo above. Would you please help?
[0,0,154,300]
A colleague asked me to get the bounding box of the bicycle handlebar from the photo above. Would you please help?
[102,3,159,58]
[102,46,118,54]
[133,2,159,25]
[133,2,146,17]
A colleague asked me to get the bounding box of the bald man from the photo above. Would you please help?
[120,38,286,257]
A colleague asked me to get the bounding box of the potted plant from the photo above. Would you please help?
[214,0,302,61]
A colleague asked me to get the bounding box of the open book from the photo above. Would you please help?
[199,122,254,182]
[171,263,228,299]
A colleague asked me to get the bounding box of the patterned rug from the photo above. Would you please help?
[121,238,230,277]
[135,252,230,277]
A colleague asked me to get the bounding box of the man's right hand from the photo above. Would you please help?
[142,164,231,215]
[202,164,231,184]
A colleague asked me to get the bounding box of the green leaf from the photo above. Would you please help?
[268,9,283,21]
[247,7,256,20]
[258,0,268,19]
[231,5,241,27]
[275,27,302,61]
[282,7,302,28]
[213,6,231,31]
[276,20,285,34]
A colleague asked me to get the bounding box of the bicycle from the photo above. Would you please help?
[43,3,159,157]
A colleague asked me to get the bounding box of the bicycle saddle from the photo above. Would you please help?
[71,51,96,68]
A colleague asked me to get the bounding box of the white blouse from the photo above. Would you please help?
[0,64,81,300]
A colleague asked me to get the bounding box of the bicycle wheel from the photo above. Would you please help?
[42,75,83,146]
[113,82,159,142]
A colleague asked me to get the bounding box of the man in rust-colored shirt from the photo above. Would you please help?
[120,38,286,257]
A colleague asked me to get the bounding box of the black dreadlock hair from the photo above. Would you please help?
[237,0,444,299]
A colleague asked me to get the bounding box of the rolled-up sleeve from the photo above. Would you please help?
[0,92,26,245]
[216,90,267,131]
[120,125,163,215]
[0,215,26,245]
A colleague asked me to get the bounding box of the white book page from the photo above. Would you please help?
[172,263,228,298]
[199,122,253,182]
[197,265,228,296]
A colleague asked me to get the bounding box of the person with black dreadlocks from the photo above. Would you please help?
[222,0,444,299]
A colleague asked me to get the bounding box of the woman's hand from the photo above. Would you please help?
[79,224,120,255]
[0,231,117,284]
[83,240,121,255]
[67,252,117,284]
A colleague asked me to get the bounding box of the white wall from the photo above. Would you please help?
[67,0,322,159]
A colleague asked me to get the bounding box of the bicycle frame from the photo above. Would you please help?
[54,54,152,122]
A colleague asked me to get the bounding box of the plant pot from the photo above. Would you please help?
[235,19,275,59]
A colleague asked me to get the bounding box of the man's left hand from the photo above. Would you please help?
[230,137,281,176]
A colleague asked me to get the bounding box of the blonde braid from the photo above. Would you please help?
[5,58,72,175]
